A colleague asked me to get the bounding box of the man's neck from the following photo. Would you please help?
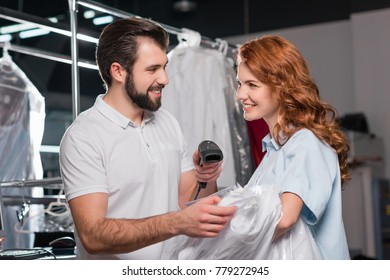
[103,90,144,125]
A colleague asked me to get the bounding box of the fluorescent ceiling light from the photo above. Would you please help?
[84,10,96,19]
[40,145,60,154]
[0,14,97,43]
[173,0,197,12]
[19,28,50,39]
[48,17,58,23]
[0,16,58,34]
[0,23,35,34]
[0,34,12,42]
[93,15,114,25]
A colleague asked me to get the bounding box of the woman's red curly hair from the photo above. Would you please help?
[238,35,350,184]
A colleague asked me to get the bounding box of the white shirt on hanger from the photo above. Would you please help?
[0,53,45,249]
[162,46,236,188]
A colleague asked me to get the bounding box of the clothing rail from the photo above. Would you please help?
[0,6,98,43]
[77,0,182,35]
[71,0,237,118]
[1,1,237,120]
[0,177,63,188]
[0,42,97,70]
[0,4,99,119]
[2,195,66,206]
[76,0,237,50]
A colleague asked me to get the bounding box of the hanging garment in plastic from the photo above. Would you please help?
[162,184,323,260]
[0,51,45,249]
[162,46,252,188]
[222,57,254,186]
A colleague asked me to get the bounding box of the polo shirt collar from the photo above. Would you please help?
[262,133,281,152]
[94,94,156,129]
[142,110,156,125]
[262,128,294,152]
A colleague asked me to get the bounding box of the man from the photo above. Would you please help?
[59,17,236,260]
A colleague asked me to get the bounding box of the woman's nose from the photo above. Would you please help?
[235,87,246,101]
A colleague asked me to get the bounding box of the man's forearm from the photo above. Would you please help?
[79,212,180,255]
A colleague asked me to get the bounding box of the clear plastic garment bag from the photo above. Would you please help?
[162,184,323,260]
[162,31,253,188]
[0,45,45,249]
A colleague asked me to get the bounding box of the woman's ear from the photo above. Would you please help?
[110,62,126,83]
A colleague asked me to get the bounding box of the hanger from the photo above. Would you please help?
[216,38,229,56]
[15,179,30,227]
[0,41,15,75]
[177,28,201,48]
[1,41,13,64]
[0,41,26,93]
[14,186,70,234]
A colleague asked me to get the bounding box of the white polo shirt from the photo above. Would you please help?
[59,94,194,259]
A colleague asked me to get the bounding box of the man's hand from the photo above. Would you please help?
[193,149,223,185]
[173,195,237,238]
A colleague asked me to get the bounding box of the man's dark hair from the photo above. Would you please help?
[95,17,169,89]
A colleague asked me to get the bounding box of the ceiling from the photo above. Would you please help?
[1,0,390,111]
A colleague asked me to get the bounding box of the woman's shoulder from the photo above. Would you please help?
[288,128,332,151]
[282,129,338,173]
[290,128,318,144]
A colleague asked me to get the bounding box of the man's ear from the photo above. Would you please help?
[110,62,126,83]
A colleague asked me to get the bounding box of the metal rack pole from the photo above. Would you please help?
[76,0,237,50]
[0,42,97,70]
[0,177,63,188]
[68,0,81,119]
[77,0,181,35]
[0,6,98,43]
[2,196,66,206]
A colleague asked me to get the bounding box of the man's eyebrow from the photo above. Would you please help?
[146,60,168,70]
[145,64,163,70]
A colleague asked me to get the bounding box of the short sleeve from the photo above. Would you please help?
[180,139,195,174]
[59,123,108,201]
[280,130,338,224]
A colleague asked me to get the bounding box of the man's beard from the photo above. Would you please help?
[125,74,162,112]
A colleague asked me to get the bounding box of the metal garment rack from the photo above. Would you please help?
[0,177,63,189]
[72,0,237,116]
[0,177,64,206]
[0,0,236,192]
[76,0,237,49]
[0,0,236,119]
[0,4,98,120]
[0,41,97,70]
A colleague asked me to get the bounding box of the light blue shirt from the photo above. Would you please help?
[247,128,350,259]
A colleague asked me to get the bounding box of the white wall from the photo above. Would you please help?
[351,8,390,179]
[225,8,390,179]
[226,20,355,116]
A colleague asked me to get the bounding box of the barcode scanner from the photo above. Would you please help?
[199,140,224,165]
[194,140,223,200]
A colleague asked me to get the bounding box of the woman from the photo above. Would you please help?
[236,35,351,259]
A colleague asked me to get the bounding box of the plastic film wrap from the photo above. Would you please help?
[162,184,323,260]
